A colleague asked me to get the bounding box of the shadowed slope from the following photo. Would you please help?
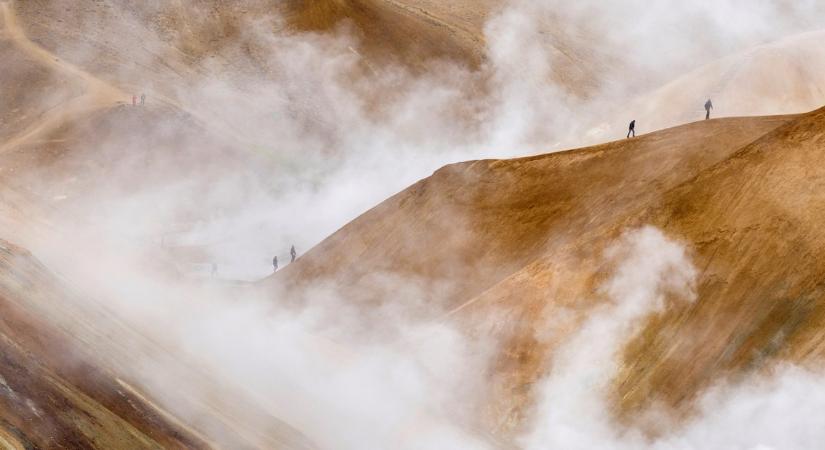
[0,237,318,449]
[283,0,491,69]
[0,240,208,448]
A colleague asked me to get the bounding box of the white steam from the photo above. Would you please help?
[521,227,825,450]
[14,0,824,280]
[522,226,697,449]
[3,0,825,448]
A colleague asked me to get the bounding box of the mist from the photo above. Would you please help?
[521,228,825,450]
[2,0,825,448]
[13,0,825,280]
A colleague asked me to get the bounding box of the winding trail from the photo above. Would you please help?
[0,0,128,154]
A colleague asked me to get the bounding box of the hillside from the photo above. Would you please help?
[273,114,796,309]
[283,0,493,69]
[269,107,825,436]
[0,234,318,447]
[2,0,825,447]
[622,104,825,418]
[0,240,206,448]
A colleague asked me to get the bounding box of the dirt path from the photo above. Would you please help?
[0,1,125,100]
[0,0,128,154]
[1,0,307,156]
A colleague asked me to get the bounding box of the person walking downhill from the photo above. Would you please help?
[290,245,297,263]
[704,99,713,120]
[273,256,279,272]
[627,119,636,138]
[140,93,146,106]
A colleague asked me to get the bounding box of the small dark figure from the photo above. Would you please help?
[627,120,636,138]
[211,263,218,277]
[704,99,713,120]
[290,245,297,263]
[132,95,137,106]
[273,256,279,272]
[140,93,146,106]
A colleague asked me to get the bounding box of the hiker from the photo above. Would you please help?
[211,262,218,277]
[290,245,297,263]
[627,120,636,138]
[273,256,279,272]
[132,95,137,106]
[140,93,146,106]
[704,99,713,120]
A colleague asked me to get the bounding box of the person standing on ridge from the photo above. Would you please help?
[627,120,636,138]
[273,256,279,272]
[290,245,297,263]
[140,93,146,106]
[705,99,713,120]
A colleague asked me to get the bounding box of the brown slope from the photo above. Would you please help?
[0,39,81,144]
[273,115,795,311]
[615,104,825,420]
[0,239,207,449]
[282,0,498,69]
[0,101,256,215]
[464,105,825,434]
[266,109,825,436]
[0,237,318,449]
[8,0,605,101]
[12,0,490,81]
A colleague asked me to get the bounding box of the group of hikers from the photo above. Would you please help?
[272,245,297,272]
[205,101,721,280]
[201,101,721,280]
[628,98,713,138]
[131,93,146,106]
[207,245,298,278]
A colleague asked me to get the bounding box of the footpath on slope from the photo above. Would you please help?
[0,0,128,154]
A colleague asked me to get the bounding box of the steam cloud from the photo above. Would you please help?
[522,228,825,450]
[15,0,825,279]
[3,0,825,448]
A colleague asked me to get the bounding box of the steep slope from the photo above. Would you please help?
[0,237,317,448]
[12,0,491,79]
[0,0,279,269]
[9,0,610,106]
[0,1,126,156]
[3,0,825,445]
[268,108,825,435]
[0,40,81,144]
[618,104,825,420]
[283,0,493,69]
[274,114,795,310]
[0,240,207,448]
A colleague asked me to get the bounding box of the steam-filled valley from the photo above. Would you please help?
[1,0,825,448]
